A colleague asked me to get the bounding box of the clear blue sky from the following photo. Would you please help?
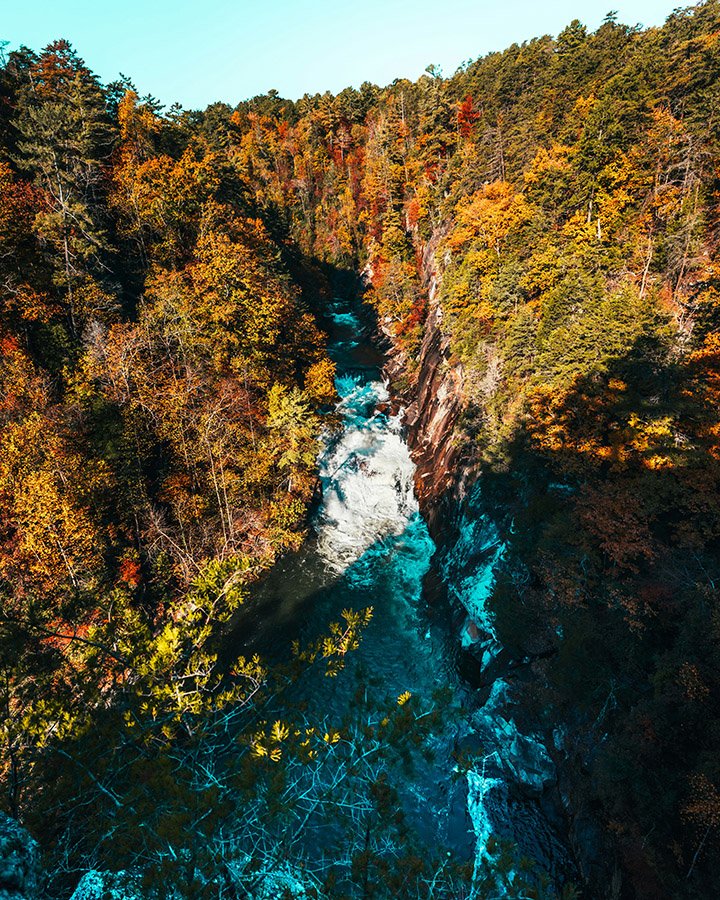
[2,0,686,110]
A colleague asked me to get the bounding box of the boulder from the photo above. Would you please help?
[0,813,38,900]
[70,871,145,900]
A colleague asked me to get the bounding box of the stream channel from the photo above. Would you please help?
[236,295,574,890]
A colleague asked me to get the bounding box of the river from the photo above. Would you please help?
[238,295,575,894]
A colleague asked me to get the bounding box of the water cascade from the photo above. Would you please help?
[243,296,574,889]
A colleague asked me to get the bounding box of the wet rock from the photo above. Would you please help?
[0,813,38,900]
[499,720,555,795]
[70,871,146,900]
[468,709,555,798]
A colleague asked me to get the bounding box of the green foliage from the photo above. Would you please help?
[3,4,720,895]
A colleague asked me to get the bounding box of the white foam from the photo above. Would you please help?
[315,374,419,572]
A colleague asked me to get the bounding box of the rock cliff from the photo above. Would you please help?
[382,235,468,535]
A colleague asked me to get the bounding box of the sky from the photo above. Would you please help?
[2,0,687,110]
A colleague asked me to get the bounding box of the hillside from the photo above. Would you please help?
[1,4,720,897]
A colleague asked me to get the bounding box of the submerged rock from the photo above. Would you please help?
[0,813,38,900]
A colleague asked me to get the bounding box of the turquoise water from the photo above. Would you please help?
[232,297,573,889]
[236,296,472,859]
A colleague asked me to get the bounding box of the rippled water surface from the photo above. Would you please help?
[234,297,573,886]
[236,297,472,854]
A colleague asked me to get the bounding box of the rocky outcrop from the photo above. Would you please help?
[380,237,613,896]
[0,814,38,900]
[383,236,468,534]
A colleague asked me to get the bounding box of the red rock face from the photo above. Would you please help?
[404,297,465,510]
[382,236,468,534]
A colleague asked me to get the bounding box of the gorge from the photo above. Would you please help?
[236,292,576,895]
[2,4,720,898]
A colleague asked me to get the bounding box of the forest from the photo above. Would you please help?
[1,1,720,897]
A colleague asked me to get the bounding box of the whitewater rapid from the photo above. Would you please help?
[240,296,572,889]
[315,374,419,573]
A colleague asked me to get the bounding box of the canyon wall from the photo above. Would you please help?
[381,243,626,899]
[382,237,468,534]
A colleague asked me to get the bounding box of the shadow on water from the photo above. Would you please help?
[222,291,478,859]
[226,521,476,859]
[228,520,462,699]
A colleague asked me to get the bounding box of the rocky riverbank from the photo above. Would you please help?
[379,239,625,899]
